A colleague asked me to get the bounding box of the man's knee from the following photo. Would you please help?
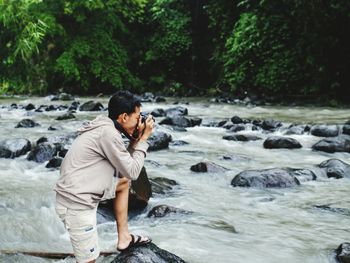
[116,177,130,192]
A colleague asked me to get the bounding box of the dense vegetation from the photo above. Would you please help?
[1,0,349,104]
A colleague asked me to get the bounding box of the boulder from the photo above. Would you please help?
[310,124,339,137]
[151,108,166,117]
[314,205,350,216]
[56,112,76,120]
[111,242,186,263]
[318,158,350,179]
[0,138,31,158]
[202,120,227,127]
[263,136,302,149]
[58,93,74,101]
[228,124,246,133]
[336,243,350,263]
[149,177,178,195]
[231,115,245,124]
[129,167,152,211]
[79,101,104,111]
[165,106,188,117]
[147,205,190,218]
[312,135,350,153]
[223,134,262,142]
[15,119,40,128]
[46,157,63,168]
[190,162,228,173]
[24,103,35,111]
[155,96,166,102]
[284,124,309,135]
[231,168,302,188]
[343,124,350,135]
[148,131,172,151]
[261,119,282,131]
[27,143,57,163]
[68,101,80,111]
[159,116,201,128]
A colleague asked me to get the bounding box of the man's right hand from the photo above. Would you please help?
[139,115,154,142]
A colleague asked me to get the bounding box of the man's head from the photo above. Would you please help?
[108,91,141,135]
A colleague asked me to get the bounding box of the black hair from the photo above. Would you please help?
[108,91,141,120]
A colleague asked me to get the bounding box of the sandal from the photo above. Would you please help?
[117,234,152,252]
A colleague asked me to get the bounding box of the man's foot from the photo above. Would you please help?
[117,234,152,252]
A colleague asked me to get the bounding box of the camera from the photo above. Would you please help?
[140,112,155,123]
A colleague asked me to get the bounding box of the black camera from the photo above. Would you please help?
[140,112,155,123]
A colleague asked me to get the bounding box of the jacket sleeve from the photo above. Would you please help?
[100,127,149,180]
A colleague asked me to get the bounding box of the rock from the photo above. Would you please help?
[141,92,155,102]
[318,158,350,179]
[111,242,186,263]
[202,120,227,127]
[231,168,301,188]
[149,177,178,195]
[68,101,80,111]
[228,124,246,132]
[48,125,64,131]
[58,93,74,101]
[155,96,166,102]
[284,124,309,135]
[310,124,339,137]
[223,134,262,141]
[148,131,172,151]
[151,108,166,117]
[79,101,104,111]
[147,205,190,218]
[312,135,350,153]
[290,168,317,182]
[221,154,250,162]
[45,105,59,111]
[46,157,63,168]
[129,167,152,211]
[231,115,244,124]
[190,162,228,173]
[159,116,201,128]
[55,112,76,120]
[27,143,57,163]
[170,140,189,146]
[24,103,35,111]
[0,138,31,158]
[314,205,350,216]
[343,124,350,135]
[261,119,282,131]
[263,136,302,149]
[15,119,40,128]
[165,106,188,117]
[336,243,350,263]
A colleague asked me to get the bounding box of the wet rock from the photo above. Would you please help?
[261,119,282,131]
[221,154,250,162]
[155,96,166,102]
[111,242,186,263]
[151,108,166,117]
[336,243,350,263]
[290,168,317,182]
[263,136,302,149]
[228,124,246,133]
[46,157,63,168]
[129,167,152,211]
[48,125,64,131]
[37,134,77,150]
[0,138,31,158]
[58,149,68,158]
[56,112,76,120]
[58,93,74,101]
[202,120,227,127]
[284,124,309,135]
[148,131,172,151]
[147,205,190,218]
[27,143,57,163]
[159,116,201,128]
[68,101,80,111]
[318,158,350,179]
[140,92,155,102]
[190,162,228,173]
[45,105,59,111]
[310,124,339,137]
[343,124,350,136]
[24,103,35,111]
[79,101,104,111]
[223,134,262,141]
[149,177,178,195]
[314,205,350,216]
[10,103,18,109]
[312,135,350,153]
[231,168,301,188]
[15,119,40,128]
[165,106,188,117]
[231,115,244,124]
[170,140,189,146]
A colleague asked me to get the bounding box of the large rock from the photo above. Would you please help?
[159,116,202,127]
[318,158,350,179]
[190,162,228,173]
[312,135,350,153]
[343,123,350,135]
[151,108,166,117]
[223,134,262,142]
[336,243,350,263]
[261,119,282,131]
[228,124,246,133]
[111,242,186,263]
[149,177,178,195]
[0,138,31,158]
[310,124,339,137]
[231,168,302,188]
[129,167,152,211]
[284,124,310,135]
[79,101,104,111]
[263,136,302,149]
[148,132,172,151]
[56,112,76,120]
[147,205,190,218]
[26,143,57,163]
[15,119,40,128]
[165,106,188,117]
[46,157,63,168]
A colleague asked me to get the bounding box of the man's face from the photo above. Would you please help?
[120,106,141,135]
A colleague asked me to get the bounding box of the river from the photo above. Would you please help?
[0,96,349,263]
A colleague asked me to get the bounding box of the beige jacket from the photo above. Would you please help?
[54,115,148,210]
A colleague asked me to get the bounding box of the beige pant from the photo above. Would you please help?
[56,203,100,263]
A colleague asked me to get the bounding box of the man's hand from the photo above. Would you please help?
[139,115,154,142]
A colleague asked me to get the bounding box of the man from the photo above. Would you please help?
[54,91,154,263]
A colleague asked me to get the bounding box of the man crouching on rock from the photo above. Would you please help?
[54,91,154,263]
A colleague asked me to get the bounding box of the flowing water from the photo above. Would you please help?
[0,96,349,263]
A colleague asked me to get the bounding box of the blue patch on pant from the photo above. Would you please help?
[90,248,95,253]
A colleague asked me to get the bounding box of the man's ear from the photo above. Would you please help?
[117,113,128,123]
